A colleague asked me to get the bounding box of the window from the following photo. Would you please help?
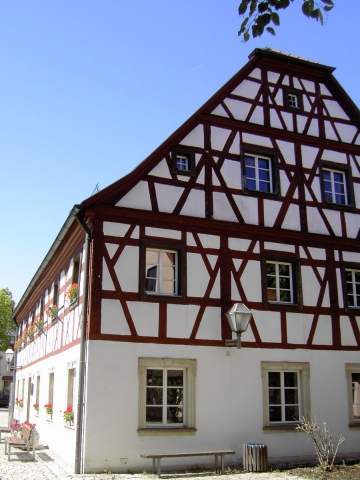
[39,297,44,323]
[265,261,295,304]
[346,364,360,425]
[53,280,59,307]
[35,376,40,412]
[138,358,196,432]
[171,148,195,175]
[145,249,179,296]
[262,362,310,429]
[344,268,360,308]
[321,168,348,205]
[244,153,273,193]
[67,368,75,409]
[284,88,303,111]
[48,372,54,406]
[72,256,80,285]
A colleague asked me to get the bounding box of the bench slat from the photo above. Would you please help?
[141,450,235,459]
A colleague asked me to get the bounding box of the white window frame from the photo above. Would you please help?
[175,154,190,172]
[267,371,301,424]
[138,358,196,433]
[244,153,273,193]
[345,268,360,308]
[261,362,310,429]
[145,367,185,427]
[322,168,348,205]
[266,261,294,304]
[346,363,360,426]
[145,248,179,296]
[287,93,299,109]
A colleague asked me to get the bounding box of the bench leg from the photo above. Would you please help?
[156,458,161,477]
[214,454,218,473]
[152,458,156,474]
[8,444,11,461]
[220,455,224,473]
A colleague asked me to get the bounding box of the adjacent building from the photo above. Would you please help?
[13,49,360,473]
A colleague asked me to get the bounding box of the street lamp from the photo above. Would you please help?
[225,303,252,348]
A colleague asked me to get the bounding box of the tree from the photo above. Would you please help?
[238,0,335,42]
[0,289,15,350]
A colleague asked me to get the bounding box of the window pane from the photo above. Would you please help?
[284,372,298,387]
[146,388,163,405]
[285,405,299,422]
[167,407,183,424]
[334,182,344,194]
[267,275,276,288]
[245,179,257,190]
[285,389,298,404]
[146,265,157,279]
[167,370,183,386]
[160,252,176,295]
[269,406,282,422]
[268,372,280,387]
[345,270,353,282]
[355,272,360,283]
[146,407,162,423]
[167,388,183,405]
[146,250,158,267]
[267,288,277,302]
[324,192,333,203]
[245,167,256,179]
[280,290,291,302]
[279,277,291,289]
[259,181,271,193]
[258,158,269,170]
[348,294,355,307]
[145,278,157,292]
[335,194,346,205]
[322,170,331,181]
[244,155,255,167]
[147,369,163,386]
[269,388,281,405]
[278,264,290,276]
[266,263,276,275]
[333,172,343,183]
[259,168,270,181]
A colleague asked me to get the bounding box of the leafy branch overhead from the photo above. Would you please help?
[238,0,334,41]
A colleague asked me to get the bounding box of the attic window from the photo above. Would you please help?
[284,88,303,111]
[171,148,195,176]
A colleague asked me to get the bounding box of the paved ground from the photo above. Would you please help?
[0,409,302,480]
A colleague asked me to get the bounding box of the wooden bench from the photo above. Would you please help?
[141,449,235,476]
[5,422,36,461]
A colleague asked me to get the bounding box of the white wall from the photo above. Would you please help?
[14,344,80,471]
[83,340,360,473]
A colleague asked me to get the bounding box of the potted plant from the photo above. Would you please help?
[33,403,39,413]
[63,406,74,425]
[16,398,24,408]
[66,283,79,304]
[27,324,37,341]
[44,403,53,417]
[46,305,58,322]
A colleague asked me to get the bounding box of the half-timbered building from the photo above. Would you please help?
[13,49,360,473]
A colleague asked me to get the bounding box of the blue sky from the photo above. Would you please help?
[1,1,359,303]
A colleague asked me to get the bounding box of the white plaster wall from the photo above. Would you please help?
[116,181,152,210]
[14,345,80,471]
[114,246,139,292]
[83,341,360,473]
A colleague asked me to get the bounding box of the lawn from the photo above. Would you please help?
[284,463,360,479]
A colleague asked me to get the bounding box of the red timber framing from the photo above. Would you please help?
[14,49,360,357]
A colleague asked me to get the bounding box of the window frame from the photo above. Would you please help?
[241,144,280,198]
[261,361,310,430]
[138,357,196,434]
[283,87,303,112]
[319,161,355,210]
[261,252,302,309]
[345,363,360,427]
[171,147,196,176]
[139,238,186,301]
[342,263,360,312]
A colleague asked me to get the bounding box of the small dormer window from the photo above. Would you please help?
[288,93,299,109]
[171,148,195,176]
[284,88,303,111]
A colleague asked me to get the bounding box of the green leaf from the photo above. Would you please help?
[238,0,250,15]
[243,31,250,41]
[250,0,258,16]
[257,13,271,26]
[271,12,280,25]
[266,26,276,35]
[320,0,333,5]
[258,1,269,13]
[323,4,333,11]
[239,17,249,33]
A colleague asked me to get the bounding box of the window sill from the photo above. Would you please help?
[263,423,300,432]
[320,202,357,213]
[137,427,197,436]
[140,293,185,304]
[242,189,281,201]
